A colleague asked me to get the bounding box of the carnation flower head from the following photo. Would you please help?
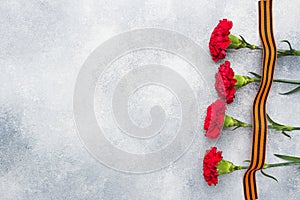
[203,99,251,139]
[203,147,223,185]
[203,147,238,186]
[204,99,226,140]
[209,19,233,62]
[215,61,237,104]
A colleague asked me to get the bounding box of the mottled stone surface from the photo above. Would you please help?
[0,0,299,199]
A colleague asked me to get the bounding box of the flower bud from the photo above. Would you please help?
[224,115,249,128]
[228,34,245,49]
[217,159,236,175]
[233,75,255,88]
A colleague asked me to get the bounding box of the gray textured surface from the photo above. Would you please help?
[0,0,300,199]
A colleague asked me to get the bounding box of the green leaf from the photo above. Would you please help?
[249,72,262,79]
[280,40,293,51]
[243,160,251,163]
[260,170,278,183]
[274,154,300,162]
[239,35,250,45]
[266,114,283,126]
[231,126,241,131]
[281,131,291,139]
[279,86,300,95]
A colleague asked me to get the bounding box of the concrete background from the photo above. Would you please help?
[0,0,299,199]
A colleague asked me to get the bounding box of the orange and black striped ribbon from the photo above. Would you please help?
[243,0,277,199]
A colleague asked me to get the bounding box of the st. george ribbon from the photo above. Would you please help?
[243,0,277,199]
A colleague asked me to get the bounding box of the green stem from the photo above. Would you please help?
[245,44,262,50]
[234,166,249,170]
[229,35,300,56]
[248,48,300,56]
[252,77,261,82]
[235,161,300,171]
[278,49,300,57]
[225,120,300,132]
[264,161,300,168]
[268,125,300,131]
[238,44,300,56]
[228,34,262,50]
[234,75,300,90]
[253,78,300,85]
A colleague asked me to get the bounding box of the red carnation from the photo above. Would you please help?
[209,19,233,62]
[215,61,237,104]
[204,99,226,140]
[203,147,223,185]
